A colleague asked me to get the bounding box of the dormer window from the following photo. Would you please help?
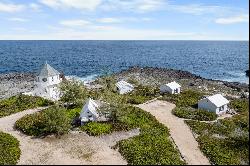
[42,78,47,82]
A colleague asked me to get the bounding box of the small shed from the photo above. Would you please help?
[160,81,181,94]
[80,98,101,124]
[116,80,134,94]
[198,94,229,115]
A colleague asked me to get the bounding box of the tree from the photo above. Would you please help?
[59,79,87,107]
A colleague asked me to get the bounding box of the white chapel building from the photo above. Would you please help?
[32,62,62,101]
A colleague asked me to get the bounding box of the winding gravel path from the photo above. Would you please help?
[0,107,128,165]
[137,100,210,165]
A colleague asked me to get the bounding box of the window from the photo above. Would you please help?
[219,105,224,112]
[42,78,47,82]
[52,77,54,81]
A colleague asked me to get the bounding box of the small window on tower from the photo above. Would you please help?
[42,78,47,82]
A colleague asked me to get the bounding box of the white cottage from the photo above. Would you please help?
[160,81,181,94]
[116,80,134,94]
[80,98,100,124]
[33,62,62,101]
[198,94,229,115]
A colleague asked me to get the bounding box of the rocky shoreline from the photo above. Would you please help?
[0,67,249,100]
[0,72,36,100]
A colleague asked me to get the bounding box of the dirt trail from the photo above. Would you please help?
[138,100,210,165]
[0,107,127,165]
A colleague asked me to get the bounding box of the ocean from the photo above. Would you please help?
[0,40,249,83]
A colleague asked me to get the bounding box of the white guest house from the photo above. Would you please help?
[198,94,229,115]
[32,62,62,101]
[160,81,181,94]
[80,98,101,124]
[116,80,134,94]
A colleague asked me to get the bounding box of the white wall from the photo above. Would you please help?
[80,106,99,123]
[160,85,180,94]
[118,86,133,94]
[34,74,62,101]
[198,98,227,115]
[198,98,217,113]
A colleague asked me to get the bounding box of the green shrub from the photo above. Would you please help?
[161,90,203,107]
[186,116,249,165]
[65,107,81,120]
[15,106,71,136]
[118,133,185,165]
[173,107,217,121]
[59,80,88,107]
[185,120,211,135]
[114,106,184,165]
[198,135,248,165]
[0,94,54,118]
[134,85,160,97]
[80,122,113,136]
[230,99,249,113]
[0,132,21,165]
[126,95,148,104]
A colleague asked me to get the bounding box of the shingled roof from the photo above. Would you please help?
[38,62,60,77]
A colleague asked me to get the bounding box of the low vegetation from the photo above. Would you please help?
[15,106,71,137]
[160,89,204,107]
[59,80,88,108]
[80,122,113,136]
[186,109,249,165]
[0,94,53,118]
[172,107,217,121]
[0,132,21,165]
[115,106,185,165]
[229,98,249,113]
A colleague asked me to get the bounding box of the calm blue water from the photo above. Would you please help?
[0,40,249,83]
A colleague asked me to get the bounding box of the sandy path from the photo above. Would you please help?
[0,107,127,165]
[137,100,210,165]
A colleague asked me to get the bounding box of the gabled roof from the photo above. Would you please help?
[165,81,181,89]
[206,94,229,107]
[115,80,134,90]
[83,98,100,117]
[38,62,60,77]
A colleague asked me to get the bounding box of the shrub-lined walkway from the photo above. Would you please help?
[0,107,127,165]
[138,100,210,165]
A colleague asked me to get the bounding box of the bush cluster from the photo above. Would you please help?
[0,94,53,118]
[161,89,204,107]
[186,113,249,165]
[80,122,113,136]
[173,107,217,121]
[15,106,71,136]
[0,132,21,165]
[229,99,249,113]
[114,106,185,165]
